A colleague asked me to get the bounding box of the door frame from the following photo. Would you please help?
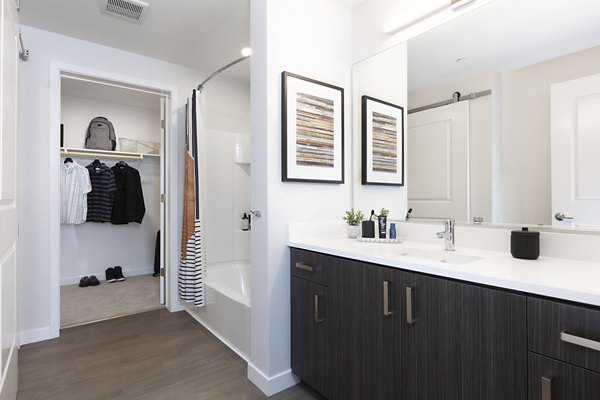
[48,61,183,338]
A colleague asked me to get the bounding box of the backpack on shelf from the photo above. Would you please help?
[85,117,116,151]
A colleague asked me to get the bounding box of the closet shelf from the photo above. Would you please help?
[60,147,160,160]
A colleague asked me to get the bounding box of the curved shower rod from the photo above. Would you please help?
[197,54,251,93]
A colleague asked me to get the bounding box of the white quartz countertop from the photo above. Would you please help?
[288,234,600,307]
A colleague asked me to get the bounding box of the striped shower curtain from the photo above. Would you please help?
[179,89,205,307]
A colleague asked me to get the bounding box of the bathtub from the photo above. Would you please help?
[187,260,250,360]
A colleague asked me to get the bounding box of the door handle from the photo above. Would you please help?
[295,262,314,272]
[541,376,552,400]
[314,294,324,323]
[405,287,416,325]
[383,281,392,317]
[554,212,573,221]
[561,331,600,352]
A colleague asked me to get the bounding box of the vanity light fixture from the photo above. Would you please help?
[382,0,478,35]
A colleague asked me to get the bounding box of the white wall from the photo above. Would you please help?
[203,130,251,264]
[500,45,600,225]
[249,0,353,395]
[18,26,250,344]
[353,44,408,219]
[61,95,161,148]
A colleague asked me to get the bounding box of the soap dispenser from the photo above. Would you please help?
[242,213,250,231]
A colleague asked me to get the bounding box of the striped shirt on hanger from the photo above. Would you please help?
[86,161,117,222]
[61,160,92,224]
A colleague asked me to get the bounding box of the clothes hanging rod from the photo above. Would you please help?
[19,30,29,62]
[408,89,492,114]
[60,147,159,160]
[197,55,250,93]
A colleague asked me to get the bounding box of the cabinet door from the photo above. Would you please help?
[372,265,403,399]
[528,353,600,400]
[402,274,527,400]
[328,259,404,400]
[291,276,327,395]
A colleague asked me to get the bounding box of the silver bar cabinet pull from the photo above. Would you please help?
[541,376,551,400]
[405,287,416,325]
[383,281,391,317]
[295,262,314,272]
[314,294,324,323]
[561,331,600,352]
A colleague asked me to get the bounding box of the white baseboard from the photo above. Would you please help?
[186,308,249,362]
[247,363,299,397]
[60,267,154,286]
[20,326,54,346]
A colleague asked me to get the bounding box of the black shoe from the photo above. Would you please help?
[105,267,116,283]
[89,275,101,286]
[79,276,90,287]
[114,266,126,282]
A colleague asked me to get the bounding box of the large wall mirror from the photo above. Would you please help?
[353,0,600,229]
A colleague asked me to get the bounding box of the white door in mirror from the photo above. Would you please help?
[551,73,600,228]
[407,101,470,221]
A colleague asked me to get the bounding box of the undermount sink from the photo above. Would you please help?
[398,248,482,265]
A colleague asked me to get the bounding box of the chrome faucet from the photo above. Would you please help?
[436,219,455,251]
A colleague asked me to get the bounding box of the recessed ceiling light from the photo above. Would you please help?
[241,47,252,57]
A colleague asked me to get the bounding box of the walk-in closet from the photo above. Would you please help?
[58,74,167,327]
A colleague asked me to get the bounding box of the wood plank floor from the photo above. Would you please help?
[18,309,324,400]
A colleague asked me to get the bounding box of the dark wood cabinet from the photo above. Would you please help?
[528,353,600,400]
[327,260,403,400]
[290,247,599,400]
[291,276,328,396]
[401,273,527,400]
[290,248,331,396]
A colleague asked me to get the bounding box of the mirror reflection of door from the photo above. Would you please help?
[407,101,470,221]
[551,73,600,228]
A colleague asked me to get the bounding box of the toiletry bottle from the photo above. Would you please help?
[390,223,396,240]
[242,213,249,231]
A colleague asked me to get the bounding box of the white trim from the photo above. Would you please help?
[48,61,181,338]
[0,348,18,400]
[19,326,53,346]
[247,363,299,397]
[59,267,156,286]
[186,309,249,362]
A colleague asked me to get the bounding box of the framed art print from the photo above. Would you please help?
[282,71,344,183]
[361,95,404,186]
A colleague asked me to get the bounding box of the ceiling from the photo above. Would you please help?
[20,0,251,82]
[408,0,600,91]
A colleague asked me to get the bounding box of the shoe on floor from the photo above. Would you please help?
[114,266,126,282]
[79,276,90,287]
[89,275,101,286]
[105,267,116,283]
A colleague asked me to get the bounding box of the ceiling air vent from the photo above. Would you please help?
[100,0,150,24]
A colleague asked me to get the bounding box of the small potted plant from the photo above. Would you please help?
[343,208,364,239]
[377,208,389,239]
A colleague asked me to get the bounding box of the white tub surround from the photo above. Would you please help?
[288,221,600,307]
[186,261,250,359]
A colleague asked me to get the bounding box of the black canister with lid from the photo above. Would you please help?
[510,227,540,260]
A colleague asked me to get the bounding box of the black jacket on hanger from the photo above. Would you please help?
[111,162,146,224]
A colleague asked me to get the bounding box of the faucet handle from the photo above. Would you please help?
[436,231,446,239]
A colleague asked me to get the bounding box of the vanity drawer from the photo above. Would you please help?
[528,297,600,373]
[290,248,328,286]
[528,352,600,400]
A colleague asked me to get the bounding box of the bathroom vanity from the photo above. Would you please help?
[289,235,600,400]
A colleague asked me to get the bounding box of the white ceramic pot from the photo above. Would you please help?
[347,224,360,239]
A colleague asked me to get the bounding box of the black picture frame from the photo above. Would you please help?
[361,95,404,186]
[282,71,345,183]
